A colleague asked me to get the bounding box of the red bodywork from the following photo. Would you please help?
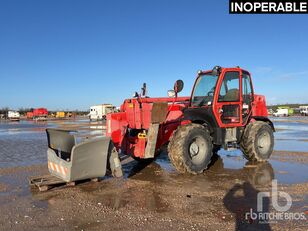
[106,67,269,159]
[26,112,34,119]
[106,97,190,158]
[33,108,48,118]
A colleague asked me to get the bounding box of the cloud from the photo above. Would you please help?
[252,67,308,82]
[276,71,308,80]
[253,66,273,74]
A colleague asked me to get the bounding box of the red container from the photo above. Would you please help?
[26,112,33,119]
[33,108,48,117]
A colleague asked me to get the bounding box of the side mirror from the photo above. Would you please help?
[133,92,139,98]
[167,90,175,98]
[174,79,184,94]
[141,83,147,97]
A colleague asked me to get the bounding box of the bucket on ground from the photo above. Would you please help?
[46,129,122,182]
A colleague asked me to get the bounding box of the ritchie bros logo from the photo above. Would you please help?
[245,180,307,224]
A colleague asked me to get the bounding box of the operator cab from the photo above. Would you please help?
[190,66,254,127]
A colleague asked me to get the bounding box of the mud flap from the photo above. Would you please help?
[144,123,160,158]
[144,102,168,159]
[108,143,123,178]
[46,129,122,182]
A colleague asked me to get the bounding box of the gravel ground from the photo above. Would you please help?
[0,152,307,231]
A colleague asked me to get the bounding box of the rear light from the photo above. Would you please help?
[181,120,191,125]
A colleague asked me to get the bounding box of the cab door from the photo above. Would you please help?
[213,69,243,128]
[241,71,254,125]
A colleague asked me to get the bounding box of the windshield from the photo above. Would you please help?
[191,73,218,107]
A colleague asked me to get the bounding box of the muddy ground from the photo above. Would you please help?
[0,117,307,230]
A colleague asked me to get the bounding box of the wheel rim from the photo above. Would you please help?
[257,131,271,155]
[188,136,207,165]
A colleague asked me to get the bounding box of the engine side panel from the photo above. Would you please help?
[252,94,268,117]
[106,97,189,158]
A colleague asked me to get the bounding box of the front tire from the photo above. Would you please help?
[240,121,274,162]
[168,124,213,174]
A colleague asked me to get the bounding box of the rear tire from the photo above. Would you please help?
[168,124,213,174]
[240,121,274,162]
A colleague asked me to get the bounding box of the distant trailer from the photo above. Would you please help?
[89,104,116,121]
[299,106,308,116]
[33,108,48,120]
[7,110,20,121]
[56,111,65,119]
[26,112,34,119]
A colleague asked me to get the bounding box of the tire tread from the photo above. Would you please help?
[168,123,212,174]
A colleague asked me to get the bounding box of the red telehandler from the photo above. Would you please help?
[40,66,275,190]
[106,66,274,174]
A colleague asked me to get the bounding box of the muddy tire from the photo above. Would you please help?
[240,121,274,162]
[168,123,213,174]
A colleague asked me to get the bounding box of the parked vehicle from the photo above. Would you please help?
[273,108,289,117]
[277,106,293,116]
[7,110,20,121]
[89,104,116,121]
[33,108,48,120]
[299,106,308,116]
[106,66,274,174]
[66,112,73,118]
[267,108,274,115]
[26,112,34,119]
[56,111,65,119]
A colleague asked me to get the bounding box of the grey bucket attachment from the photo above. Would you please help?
[46,129,122,182]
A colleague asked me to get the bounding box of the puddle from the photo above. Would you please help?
[219,150,308,184]
[274,139,308,152]
[270,160,308,184]
[272,117,308,152]
[147,149,308,185]
[0,133,47,168]
[0,173,32,206]
[0,121,52,136]
[79,179,170,213]
[106,195,168,213]
[31,200,48,209]
[0,120,105,168]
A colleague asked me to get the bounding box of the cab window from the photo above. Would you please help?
[242,72,253,104]
[218,72,240,102]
